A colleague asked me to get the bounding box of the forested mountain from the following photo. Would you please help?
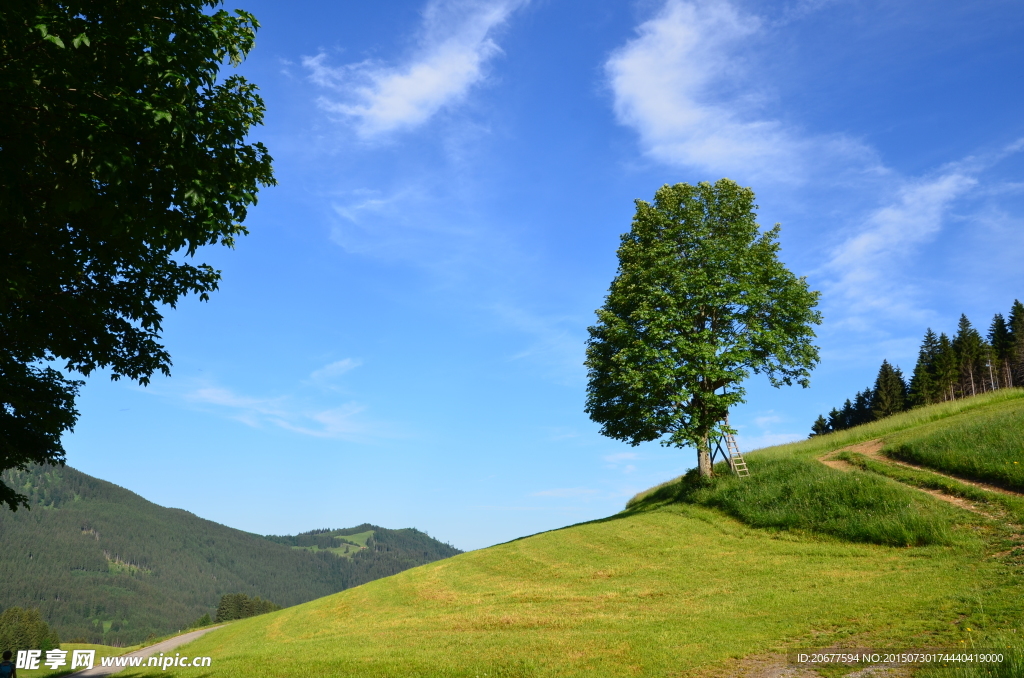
[811,299,1024,435]
[0,464,461,645]
[265,524,461,567]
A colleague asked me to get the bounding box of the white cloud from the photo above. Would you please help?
[823,170,977,322]
[184,383,387,441]
[304,0,525,137]
[605,0,878,182]
[329,186,480,265]
[753,414,782,427]
[491,304,586,385]
[603,451,639,474]
[309,358,363,383]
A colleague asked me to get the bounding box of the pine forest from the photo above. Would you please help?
[811,299,1024,436]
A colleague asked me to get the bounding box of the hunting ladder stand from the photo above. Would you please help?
[711,415,750,477]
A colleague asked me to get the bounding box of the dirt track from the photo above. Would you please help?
[819,438,1022,517]
[68,626,223,677]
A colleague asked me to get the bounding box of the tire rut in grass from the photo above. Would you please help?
[822,441,1024,561]
[819,442,988,517]
[848,439,1024,499]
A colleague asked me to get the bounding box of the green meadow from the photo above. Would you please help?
[883,398,1024,492]
[114,389,1024,677]
[288,531,374,559]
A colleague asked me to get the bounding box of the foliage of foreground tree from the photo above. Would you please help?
[585,179,822,477]
[0,0,275,510]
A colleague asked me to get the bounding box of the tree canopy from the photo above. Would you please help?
[0,0,275,509]
[585,179,821,477]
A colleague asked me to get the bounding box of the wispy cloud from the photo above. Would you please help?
[821,162,991,326]
[753,413,782,427]
[309,358,363,384]
[328,186,482,267]
[608,1,1021,338]
[603,451,638,474]
[304,0,525,138]
[605,0,872,182]
[184,383,390,441]
[492,304,586,384]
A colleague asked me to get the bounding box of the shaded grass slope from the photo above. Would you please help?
[627,457,959,546]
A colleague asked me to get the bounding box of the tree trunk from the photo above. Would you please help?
[697,434,713,478]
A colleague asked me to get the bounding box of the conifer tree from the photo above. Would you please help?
[0,607,60,652]
[980,339,997,392]
[827,407,843,432]
[935,333,957,400]
[952,315,983,397]
[909,329,941,406]
[870,360,907,418]
[1009,300,1024,387]
[809,414,830,437]
[839,399,854,430]
[989,314,1011,389]
[853,388,873,425]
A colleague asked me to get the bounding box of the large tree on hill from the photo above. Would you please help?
[585,179,822,478]
[0,0,275,510]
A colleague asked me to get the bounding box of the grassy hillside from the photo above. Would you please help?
[114,389,1024,677]
[883,397,1024,492]
[0,465,461,646]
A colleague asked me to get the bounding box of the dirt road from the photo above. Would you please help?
[68,626,223,677]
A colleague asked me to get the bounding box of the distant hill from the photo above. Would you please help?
[264,524,460,568]
[0,464,461,645]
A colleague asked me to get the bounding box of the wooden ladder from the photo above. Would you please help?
[711,415,750,477]
[723,429,750,477]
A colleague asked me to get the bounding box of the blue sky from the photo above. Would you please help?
[65,0,1024,550]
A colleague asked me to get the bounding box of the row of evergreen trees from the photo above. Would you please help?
[811,300,1024,436]
[0,607,60,654]
[214,593,281,623]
